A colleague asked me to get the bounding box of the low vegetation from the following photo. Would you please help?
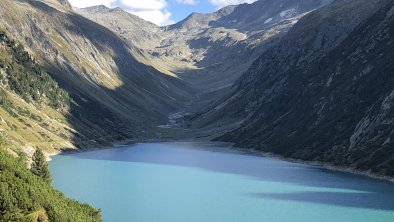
[0,29,102,221]
[0,149,102,222]
[0,29,70,109]
[0,29,76,153]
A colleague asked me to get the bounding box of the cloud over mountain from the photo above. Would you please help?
[68,0,173,25]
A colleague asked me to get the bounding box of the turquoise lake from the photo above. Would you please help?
[50,142,394,222]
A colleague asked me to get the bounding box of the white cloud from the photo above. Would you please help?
[209,0,257,8]
[68,0,174,26]
[176,0,198,5]
[132,9,173,26]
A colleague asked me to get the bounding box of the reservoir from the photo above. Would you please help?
[50,142,394,222]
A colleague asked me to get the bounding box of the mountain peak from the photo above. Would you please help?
[39,0,72,10]
[82,5,111,13]
[57,0,71,9]
[111,7,124,12]
[81,5,129,15]
[168,0,331,32]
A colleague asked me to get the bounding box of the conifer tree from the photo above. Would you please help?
[31,149,52,183]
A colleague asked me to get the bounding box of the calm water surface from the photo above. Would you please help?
[50,142,394,222]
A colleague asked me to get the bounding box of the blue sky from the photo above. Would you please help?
[167,0,215,23]
[68,0,257,26]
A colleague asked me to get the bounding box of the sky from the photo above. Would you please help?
[68,0,258,26]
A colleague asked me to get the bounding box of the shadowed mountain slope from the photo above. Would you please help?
[194,0,394,176]
[78,0,330,116]
[0,0,194,150]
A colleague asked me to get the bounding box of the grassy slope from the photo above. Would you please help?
[0,30,77,155]
[0,30,101,221]
[0,0,192,133]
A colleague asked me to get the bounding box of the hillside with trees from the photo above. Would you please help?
[0,29,102,221]
[0,149,102,221]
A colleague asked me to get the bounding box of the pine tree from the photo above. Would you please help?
[31,149,52,183]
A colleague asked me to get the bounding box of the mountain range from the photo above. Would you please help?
[0,0,392,175]
[1,0,394,219]
[2,0,394,220]
[0,0,331,153]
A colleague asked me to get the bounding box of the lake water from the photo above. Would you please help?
[50,142,394,222]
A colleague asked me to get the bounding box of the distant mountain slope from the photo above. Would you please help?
[198,0,394,176]
[77,5,162,51]
[170,0,332,32]
[162,0,331,93]
[0,0,194,149]
[78,0,331,112]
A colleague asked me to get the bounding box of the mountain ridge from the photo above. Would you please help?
[193,0,394,177]
[76,0,331,119]
[0,0,194,151]
[1,0,394,220]
[0,0,335,153]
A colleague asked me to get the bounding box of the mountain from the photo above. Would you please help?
[0,26,102,221]
[0,0,334,156]
[169,0,332,32]
[0,0,330,163]
[0,0,195,150]
[2,0,377,220]
[40,0,72,10]
[0,28,79,156]
[2,0,394,219]
[194,0,394,177]
[78,0,331,113]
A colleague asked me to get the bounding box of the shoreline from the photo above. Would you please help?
[48,139,394,183]
[231,146,394,183]
[45,139,136,160]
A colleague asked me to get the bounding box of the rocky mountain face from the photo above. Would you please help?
[2,0,391,178]
[196,0,394,176]
[170,0,332,32]
[0,0,329,154]
[40,0,72,10]
[78,0,331,108]
[0,29,74,157]
[6,0,394,219]
[0,0,193,150]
